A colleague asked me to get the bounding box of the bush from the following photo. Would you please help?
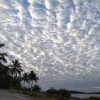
[0,74,11,89]
[58,88,71,98]
[46,88,71,98]
[46,88,57,94]
[58,96,67,100]
[89,96,100,100]
[32,84,41,92]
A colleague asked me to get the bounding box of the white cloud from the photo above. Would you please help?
[0,0,100,90]
[0,0,10,9]
[72,0,82,6]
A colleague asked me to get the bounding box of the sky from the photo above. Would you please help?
[0,0,100,92]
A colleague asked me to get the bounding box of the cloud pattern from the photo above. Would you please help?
[0,0,100,90]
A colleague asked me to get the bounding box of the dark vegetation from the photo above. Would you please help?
[46,88,71,98]
[0,43,39,90]
[77,97,100,100]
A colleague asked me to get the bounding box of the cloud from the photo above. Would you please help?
[0,0,100,90]
[0,0,10,9]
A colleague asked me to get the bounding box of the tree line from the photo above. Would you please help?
[46,87,71,98]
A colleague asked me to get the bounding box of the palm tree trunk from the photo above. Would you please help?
[31,81,34,91]
[10,78,13,88]
[28,81,30,89]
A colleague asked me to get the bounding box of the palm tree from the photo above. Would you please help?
[9,59,23,78]
[0,43,11,88]
[0,43,8,73]
[0,43,4,47]
[9,59,23,88]
[22,72,29,88]
[29,71,39,89]
[23,72,29,83]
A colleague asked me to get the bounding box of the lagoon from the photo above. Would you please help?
[72,94,100,98]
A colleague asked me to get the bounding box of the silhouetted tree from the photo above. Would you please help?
[23,72,29,84]
[0,43,7,73]
[22,72,29,88]
[29,71,39,89]
[9,59,23,78]
[9,59,23,88]
[0,43,10,88]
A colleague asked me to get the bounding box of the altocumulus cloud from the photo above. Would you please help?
[0,0,100,91]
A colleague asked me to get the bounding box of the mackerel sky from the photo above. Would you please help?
[0,0,100,91]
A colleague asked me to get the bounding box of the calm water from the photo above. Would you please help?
[72,94,100,98]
